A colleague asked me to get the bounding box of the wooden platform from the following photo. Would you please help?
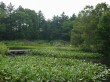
[8,49,28,55]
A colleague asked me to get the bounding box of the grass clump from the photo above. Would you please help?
[0,42,8,56]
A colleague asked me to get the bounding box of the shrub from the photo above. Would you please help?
[0,42,8,56]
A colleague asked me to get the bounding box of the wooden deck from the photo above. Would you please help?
[8,49,28,55]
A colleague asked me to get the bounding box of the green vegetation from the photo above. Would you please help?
[0,56,110,82]
[0,2,74,41]
[0,1,110,82]
[3,40,51,49]
[97,11,110,58]
[0,1,110,58]
[0,42,8,56]
[0,41,109,81]
[71,3,110,60]
[30,47,101,60]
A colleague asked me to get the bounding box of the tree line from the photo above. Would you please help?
[0,1,75,41]
[71,3,110,59]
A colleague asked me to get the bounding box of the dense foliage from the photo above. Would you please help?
[0,42,8,56]
[71,3,110,59]
[0,1,110,58]
[0,2,75,41]
[30,47,101,60]
[0,1,110,81]
[0,56,110,82]
[97,11,110,58]
[0,41,110,81]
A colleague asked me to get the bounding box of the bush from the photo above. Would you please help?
[0,42,8,56]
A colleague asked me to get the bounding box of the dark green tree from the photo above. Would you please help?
[97,11,110,58]
[0,2,7,40]
[9,7,39,40]
[37,11,47,40]
[71,3,110,52]
[71,5,95,50]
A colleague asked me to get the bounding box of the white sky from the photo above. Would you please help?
[1,0,110,19]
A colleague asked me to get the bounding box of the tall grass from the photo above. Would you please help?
[0,42,8,56]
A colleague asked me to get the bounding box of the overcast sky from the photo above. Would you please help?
[1,0,110,19]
